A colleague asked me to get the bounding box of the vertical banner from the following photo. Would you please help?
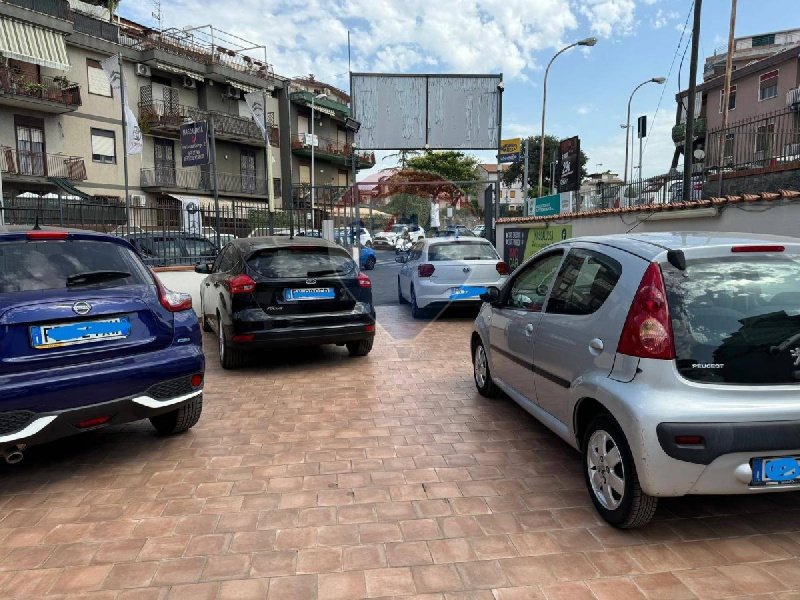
[430,199,440,229]
[180,121,210,167]
[179,197,203,235]
[100,55,143,155]
[244,92,271,143]
[556,136,580,193]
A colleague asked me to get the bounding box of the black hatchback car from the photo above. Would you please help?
[196,237,376,368]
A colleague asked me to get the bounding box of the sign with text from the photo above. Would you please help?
[499,138,521,163]
[502,225,573,270]
[180,121,209,167]
[534,194,560,217]
[556,136,580,193]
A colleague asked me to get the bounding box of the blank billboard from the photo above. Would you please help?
[351,74,502,150]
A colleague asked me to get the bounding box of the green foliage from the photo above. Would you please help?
[385,193,430,226]
[501,135,589,193]
[405,151,481,194]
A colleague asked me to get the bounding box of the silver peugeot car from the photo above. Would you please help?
[472,232,800,528]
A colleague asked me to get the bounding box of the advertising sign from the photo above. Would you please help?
[180,121,210,167]
[499,138,521,163]
[503,225,573,271]
[637,115,647,139]
[556,136,580,193]
[533,194,560,217]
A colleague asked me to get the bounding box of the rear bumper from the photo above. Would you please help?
[0,382,202,450]
[230,321,376,349]
[415,279,506,308]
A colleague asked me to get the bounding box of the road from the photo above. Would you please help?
[366,249,403,305]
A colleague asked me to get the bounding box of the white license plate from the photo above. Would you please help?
[30,317,131,350]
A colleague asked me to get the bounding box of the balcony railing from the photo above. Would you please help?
[140,167,267,195]
[4,0,70,20]
[0,68,82,108]
[788,87,800,109]
[291,133,375,166]
[71,12,119,43]
[138,99,278,145]
[1,147,87,181]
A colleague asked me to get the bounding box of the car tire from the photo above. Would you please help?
[410,286,426,319]
[365,241,373,248]
[200,310,212,333]
[149,395,203,435]
[472,340,499,398]
[346,338,373,356]
[365,256,376,270]
[583,414,658,529]
[398,277,408,304]
[218,316,245,370]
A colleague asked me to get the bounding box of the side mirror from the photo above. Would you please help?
[395,254,409,264]
[480,286,501,304]
[195,262,213,274]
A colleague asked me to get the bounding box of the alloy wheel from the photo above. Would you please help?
[218,321,225,362]
[474,345,487,388]
[587,429,625,510]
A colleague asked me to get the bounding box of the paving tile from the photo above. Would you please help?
[218,578,270,600]
[297,547,343,573]
[364,567,416,597]
[386,541,434,567]
[412,564,465,593]
[318,571,367,600]
[343,545,387,571]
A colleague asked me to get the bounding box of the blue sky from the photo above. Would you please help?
[120,0,798,179]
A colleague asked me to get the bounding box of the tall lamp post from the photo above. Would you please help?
[310,92,328,227]
[623,77,665,184]
[538,37,597,195]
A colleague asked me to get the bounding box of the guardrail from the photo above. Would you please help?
[0,147,87,180]
[0,68,82,107]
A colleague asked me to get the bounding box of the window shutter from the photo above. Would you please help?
[91,132,115,157]
[88,64,112,96]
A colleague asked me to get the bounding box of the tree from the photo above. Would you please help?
[501,135,589,196]
[404,151,481,195]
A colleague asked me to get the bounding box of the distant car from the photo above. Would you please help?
[123,232,218,267]
[360,246,377,270]
[397,238,509,318]
[472,232,800,528]
[0,228,204,461]
[335,227,372,248]
[202,228,236,247]
[373,224,425,249]
[472,225,486,237]
[197,236,376,369]
[433,225,477,238]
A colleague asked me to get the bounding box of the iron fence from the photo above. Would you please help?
[71,11,119,43]
[577,171,701,211]
[139,167,268,196]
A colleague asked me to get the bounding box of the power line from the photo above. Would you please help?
[640,0,695,162]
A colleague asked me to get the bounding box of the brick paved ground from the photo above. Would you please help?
[2,306,800,599]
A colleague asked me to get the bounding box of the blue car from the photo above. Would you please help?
[360,246,377,270]
[0,228,205,464]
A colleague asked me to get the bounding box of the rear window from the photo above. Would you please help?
[247,246,358,278]
[0,239,149,293]
[663,255,800,384]
[428,242,498,262]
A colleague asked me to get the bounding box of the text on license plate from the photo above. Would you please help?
[30,317,131,349]
[284,287,335,301]
[448,285,487,300]
[751,455,800,486]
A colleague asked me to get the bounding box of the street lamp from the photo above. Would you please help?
[310,92,328,224]
[538,37,597,196]
[623,77,666,184]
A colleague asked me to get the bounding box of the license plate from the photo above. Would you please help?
[30,317,131,350]
[751,455,800,486]
[284,287,335,301]
[448,285,487,300]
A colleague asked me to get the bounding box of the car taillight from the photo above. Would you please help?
[153,273,193,312]
[617,262,675,360]
[228,274,256,294]
[418,264,435,277]
[190,374,203,387]
[26,231,68,240]
[731,245,785,253]
[496,261,510,275]
[358,272,372,288]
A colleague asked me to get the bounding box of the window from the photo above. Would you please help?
[719,85,736,112]
[723,133,735,163]
[427,241,498,262]
[246,247,356,279]
[241,150,256,194]
[507,251,564,311]
[759,70,779,101]
[752,33,776,47]
[91,128,116,163]
[546,249,622,316]
[410,241,424,261]
[273,178,282,198]
[213,247,232,273]
[15,118,45,177]
[755,122,775,155]
[87,58,111,97]
[338,170,348,187]
[298,164,311,184]
[297,115,309,135]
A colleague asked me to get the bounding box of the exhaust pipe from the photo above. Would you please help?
[3,447,24,465]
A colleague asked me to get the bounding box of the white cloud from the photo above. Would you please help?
[579,0,637,37]
[652,9,680,29]
[576,104,596,115]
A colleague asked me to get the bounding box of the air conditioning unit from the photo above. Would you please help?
[224,85,242,100]
[130,194,146,207]
[182,76,196,90]
[135,63,151,78]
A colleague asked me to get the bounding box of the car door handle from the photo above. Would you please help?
[525,323,534,336]
[589,338,604,353]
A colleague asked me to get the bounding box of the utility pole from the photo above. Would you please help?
[208,114,221,246]
[117,53,130,234]
[262,89,275,235]
[717,0,737,198]
[522,139,529,207]
[682,0,703,202]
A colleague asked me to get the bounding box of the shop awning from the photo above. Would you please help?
[48,178,91,200]
[154,62,205,82]
[0,17,70,71]
[226,79,260,94]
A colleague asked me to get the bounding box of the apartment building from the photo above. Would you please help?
[0,0,291,221]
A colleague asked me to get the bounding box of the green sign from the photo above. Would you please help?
[503,225,573,270]
[534,194,561,217]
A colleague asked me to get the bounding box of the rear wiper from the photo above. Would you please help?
[307,269,346,277]
[66,270,131,287]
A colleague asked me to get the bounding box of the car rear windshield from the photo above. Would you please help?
[428,242,498,262]
[247,246,358,278]
[663,255,800,384]
[0,239,150,293]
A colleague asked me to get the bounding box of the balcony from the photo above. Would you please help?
[138,99,279,146]
[1,147,87,181]
[140,167,268,197]
[290,90,351,120]
[71,12,119,43]
[3,0,70,20]
[291,133,376,169]
[0,68,82,113]
[788,88,800,110]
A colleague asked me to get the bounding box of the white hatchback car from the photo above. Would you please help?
[472,232,800,528]
[373,224,425,250]
[397,238,509,318]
